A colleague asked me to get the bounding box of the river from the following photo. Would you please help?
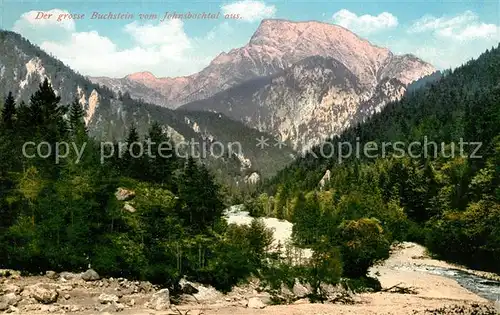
[412,265,500,302]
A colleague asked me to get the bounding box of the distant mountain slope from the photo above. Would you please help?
[181,56,407,151]
[0,30,294,180]
[90,19,435,109]
[264,44,500,192]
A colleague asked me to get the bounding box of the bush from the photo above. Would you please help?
[243,198,265,217]
[198,219,274,292]
[305,240,343,300]
[338,218,390,278]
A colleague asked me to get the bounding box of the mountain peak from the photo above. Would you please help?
[249,19,374,47]
[126,71,157,80]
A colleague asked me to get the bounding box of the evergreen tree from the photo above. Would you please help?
[178,158,224,231]
[1,92,16,129]
[292,192,321,246]
[29,78,67,142]
[68,98,87,137]
[145,122,177,187]
[126,125,139,144]
[122,125,144,179]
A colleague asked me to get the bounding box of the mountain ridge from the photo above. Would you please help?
[89,19,435,109]
[180,55,411,150]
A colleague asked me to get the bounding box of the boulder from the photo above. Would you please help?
[57,284,73,292]
[99,302,124,313]
[40,305,60,313]
[1,293,20,306]
[30,285,59,304]
[115,188,135,201]
[292,280,311,298]
[2,284,21,294]
[59,272,81,281]
[81,269,100,281]
[179,278,199,295]
[6,305,18,313]
[0,303,8,312]
[278,283,294,301]
[247,297,266,309]
[138,281,153,293]
[123,202,136,213]
[98,293,119,304]
[61,304,80,312]
[149,288,170,311]
[45,271,58,280]
[193,285,221,302]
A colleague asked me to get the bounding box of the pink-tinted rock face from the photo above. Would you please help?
[91,19,435,109]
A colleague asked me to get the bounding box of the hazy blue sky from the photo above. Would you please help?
[3,0,499,77]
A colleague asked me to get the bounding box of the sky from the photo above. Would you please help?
[2,0,499,78]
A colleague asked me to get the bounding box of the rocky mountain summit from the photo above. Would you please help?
[91,19,435,150]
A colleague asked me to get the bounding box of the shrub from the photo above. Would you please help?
[338,218,390,278]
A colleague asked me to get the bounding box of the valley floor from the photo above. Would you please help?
[171,243,498,315]
[1,243,498,315]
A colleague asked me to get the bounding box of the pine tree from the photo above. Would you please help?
[1,92,16,129]
[146,122,177,187]
[68,98,87,137]
[16,101,31,134]
[126,125,139,144]
[122,124,144,179]
[292,192,321,245]
[29,78,67,141]
[177,158,224,231]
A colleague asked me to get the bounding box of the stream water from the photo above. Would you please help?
[414,265,500,302]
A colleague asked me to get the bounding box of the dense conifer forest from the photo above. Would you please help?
[255,44,500,274]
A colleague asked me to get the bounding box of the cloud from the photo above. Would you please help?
[331,9,398,35]
[124,20,192,60]
[13,9,238,77]
[384,32,498,70]
[221,0,276,22]
[409,11,499,41]
[39,31,162,76]
[13,9,76,32]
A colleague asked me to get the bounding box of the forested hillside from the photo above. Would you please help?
[0,80,278,292]
[255,44,500,273]
[0,30,295,187]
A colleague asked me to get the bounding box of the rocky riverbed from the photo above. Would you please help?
[0,242,499,315]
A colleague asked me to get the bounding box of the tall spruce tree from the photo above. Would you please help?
[1,92,16,129]
[122,125,145,179]
[178,157,224,231]
[146,122,177,187]
[68,98,87,137]
[29,78,67,142]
